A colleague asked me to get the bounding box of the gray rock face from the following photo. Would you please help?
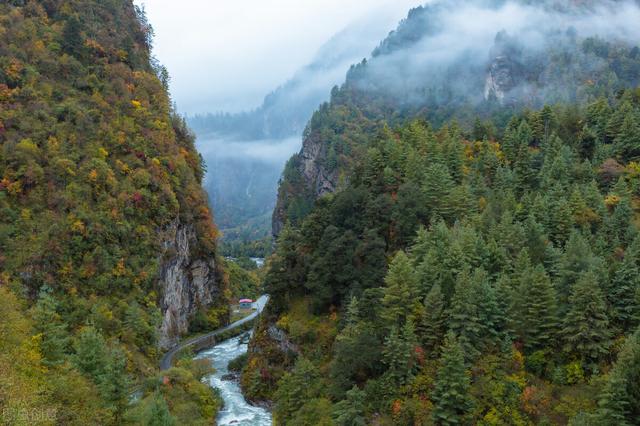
[272,134,337,237]
[484,31,524,104]
[484,55,519,102]
[299,135,337,197]
[266,325,298,354]
[158,218,220,350]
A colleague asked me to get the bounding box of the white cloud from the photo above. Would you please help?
[135,0,423,114]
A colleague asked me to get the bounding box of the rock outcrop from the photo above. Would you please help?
[272,132,337,237]
[158,218,221,350]
[484,31,524,104]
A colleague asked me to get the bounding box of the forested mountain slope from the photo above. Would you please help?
[0,1,227,423]
[245,0,640,424]
[273,0,640,236]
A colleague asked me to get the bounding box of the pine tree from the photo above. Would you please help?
[448,268,502,359]
[418,283,447,355]
[613,109,640,160]
[382,321,418,387]
[73,326,108,382]
[333,385,367,426]
[596,327,640,425]
[32,286,69,367]
[98,349,130,423]
[561,272,613,363]
[62,14,84,57]
[558,231,597,304]
[146,393,176,426]
[516,265,558,353]
[422,163,455,220]
[610,237,640,331]
[274,358,322,424]
[264,225,305,312]
[431,333,473,425]
[380,251,419,328]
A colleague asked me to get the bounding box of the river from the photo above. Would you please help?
[197,332,272,426]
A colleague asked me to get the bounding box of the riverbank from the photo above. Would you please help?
[198,333,272,425]
[160,295,269,370]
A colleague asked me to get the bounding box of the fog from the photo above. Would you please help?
[357,0,640,105]
[195,136,300,165]
[135,0,423,114]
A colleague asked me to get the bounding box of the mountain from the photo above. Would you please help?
[188,15,413,252]
[0,1,226,423]
[243,1,640,424]
[189,14,409,140]
[273,0,640,236]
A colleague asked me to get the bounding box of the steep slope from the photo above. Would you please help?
[0,1,226,423]
[273,0,640,236]
[187,17,412,251]
[189,15,409,140]
[247,0,640,424]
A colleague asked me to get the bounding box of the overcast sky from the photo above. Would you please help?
[134,0,422,115]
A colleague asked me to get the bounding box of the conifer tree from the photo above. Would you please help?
[516,265,558,353]
[62,14,84,57]
[33,286,69,367]
[274,358,322,424]
[333,385,367,426]
[610,237,640,331]
[596,327,640,425]
[380,251,419,328]
[561,272,613,363]
[382,321,418,387]
[146,393,176,426]
[73,326,108,382]
[422,163,455,220]
[613,109,640,159]
[264,225,305,312]
[431,333,473,426]
[418,283,447,355]
[98,349,130,423]
[449,268,502,359]
[558,231,597,304]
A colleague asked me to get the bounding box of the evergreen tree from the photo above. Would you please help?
[62,14,84,57]
[382,321,418,387]
[610,236,640,331]
[422,163,454,220]
[380,251,419,328]
[333,386,367,426]
[558,231,598,304]
[330,298,383,398]
[307,225,358,311]
[32,286,69,367]
[98,349,130,423]
[418,283,447,355]
[613,109,640,160]
[516,265,558,353]
[274,358,322,424]
[73,326,108,382]
[264,225,305,312]
[431,333,473,425]
[561,272,613,363]
[596,327,640,425]
[448,268,502,359]
[145,393,176,426]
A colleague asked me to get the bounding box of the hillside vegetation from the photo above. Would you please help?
[0,1,226,424]
[248,1,640,424]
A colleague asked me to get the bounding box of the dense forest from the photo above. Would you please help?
[0,1,229,424]
[243,1,640,425]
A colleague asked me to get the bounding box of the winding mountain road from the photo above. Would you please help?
[160,295,269,370]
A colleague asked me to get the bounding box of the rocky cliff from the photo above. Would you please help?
[272,131,338,237]
[158,218,223,349]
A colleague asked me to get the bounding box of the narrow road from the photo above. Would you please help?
[160,295,269,370]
